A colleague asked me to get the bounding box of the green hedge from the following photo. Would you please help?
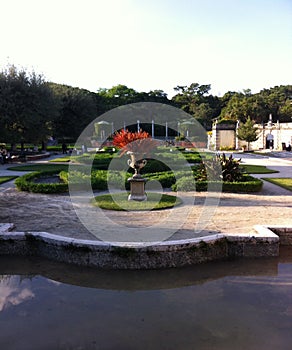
[15,171,68,193]
[60,170,132,191]
[15,169,263,194]
[172,175,263,192]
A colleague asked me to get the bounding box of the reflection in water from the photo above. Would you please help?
[0,276,34,312]
[0,248,291,350]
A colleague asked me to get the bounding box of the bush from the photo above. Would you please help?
[15,171,68,193]
[145,170,191,188]
[62,170,131,191]
[102,146,118,154]
[143,159,171,173]
[172,176,197,191]
[172,174,263,192]
[15,165,262,194]
[145,172,176,188]
[182,152,202,163]
[196,153,243,182]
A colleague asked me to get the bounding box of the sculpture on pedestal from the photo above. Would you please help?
[112,129,157,201]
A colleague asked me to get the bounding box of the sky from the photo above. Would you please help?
[0,0,291,97]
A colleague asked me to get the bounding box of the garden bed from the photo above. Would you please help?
[15,170,263,194]
[92,192,182,211]
[15,171,68,193]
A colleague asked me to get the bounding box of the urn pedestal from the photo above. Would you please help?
[127,151,147,201]
[128,177,147,201]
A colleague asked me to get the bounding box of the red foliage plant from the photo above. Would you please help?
[112,129,157,156]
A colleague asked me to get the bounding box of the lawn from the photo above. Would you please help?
[262,178,292,191]
[49,156,71,162]
[92,192,182,211]
[0,176,18,184]
[7,164,69,172]
[240,164,278,174]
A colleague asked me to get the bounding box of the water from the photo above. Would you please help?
[1,248,292,350]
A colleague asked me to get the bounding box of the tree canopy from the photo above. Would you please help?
[237,116,259,150]
[0,65,57,145]
[0,64,291,146]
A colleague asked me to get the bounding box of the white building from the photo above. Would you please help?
[210,116,292,151]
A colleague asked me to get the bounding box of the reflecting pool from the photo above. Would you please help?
[1,248,292,350]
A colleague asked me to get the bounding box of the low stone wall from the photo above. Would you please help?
[0,223,281,269]
[254,226,292,246]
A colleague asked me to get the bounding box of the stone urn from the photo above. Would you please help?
[127,151,147,178]
[127,151,147,201]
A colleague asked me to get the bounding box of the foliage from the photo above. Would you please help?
[48,82,100,140]
[196,153,243,182]
[172,174,263,192]
[97,84,170,111]
[143,159,171,173]
[92,192,181,211]
[15,171,68,193]
[61,170,131,191]
[145,171,177,188]
[172,176,197,191]
[112,129,157,156]
[219,146,235,151]
[219,85,292,123]
[236,117,259,149]
[0,65,58,145]
[172,83,221,129]
[14,161,263,194]
[1,63,291,146]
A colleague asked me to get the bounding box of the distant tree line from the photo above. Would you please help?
[0,65,291,147]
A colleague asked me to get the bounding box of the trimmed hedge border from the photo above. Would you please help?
[15,171,263,194]
[173,175,263,192]
[15,171,68,193]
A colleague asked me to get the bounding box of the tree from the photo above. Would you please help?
[48,83,100,141]
[236,116,259,150]
[97,84,141,110]
[172,83,211,113]
[0,65,57,147]
[172,83,219,129]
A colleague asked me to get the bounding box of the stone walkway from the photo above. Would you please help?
[0,152,291,242]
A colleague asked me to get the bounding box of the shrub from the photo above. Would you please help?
[102,146,118,154]
[172,176,197,191]
[182,152,202,163]
[172,174,262,192]
[62,170,131,191]
[143,159,171,173]
[145,170,190,188]
[219,146,235,151]
[196,153,243,182]
[15,171,68,193]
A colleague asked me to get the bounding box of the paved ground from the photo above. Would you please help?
[0,151,291,241]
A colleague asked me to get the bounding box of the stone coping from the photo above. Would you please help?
[0,223,284,269]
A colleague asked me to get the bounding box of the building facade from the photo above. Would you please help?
[209,117,292,151]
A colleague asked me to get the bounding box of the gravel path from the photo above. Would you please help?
[0,152,291,241]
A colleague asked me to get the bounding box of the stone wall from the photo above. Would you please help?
[211,121,292,151]
[0,229,280,269]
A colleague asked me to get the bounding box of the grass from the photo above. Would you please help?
[241,164,278,174]
[0,176,18,184]
[92,192,182,211]
[262,178,292,191]
[49,156,71,162]
[7,164,69,172]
